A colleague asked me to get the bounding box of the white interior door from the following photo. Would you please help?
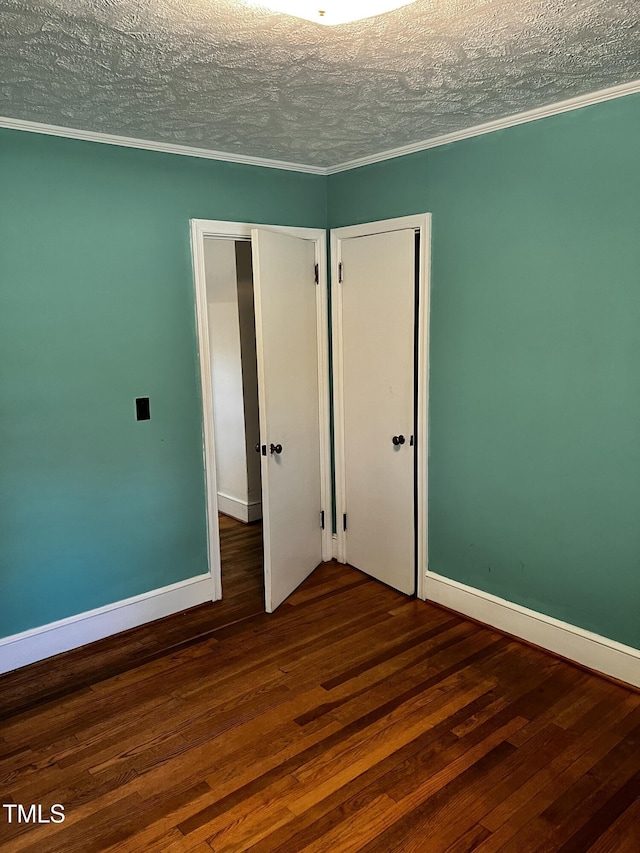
[337,228,416,594]
[252,228,324,611]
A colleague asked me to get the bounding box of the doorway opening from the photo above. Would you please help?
[203,236,265,612]
[191,219,332,613]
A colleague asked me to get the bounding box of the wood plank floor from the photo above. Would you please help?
[0,515,265,722]
[1,522,639,852]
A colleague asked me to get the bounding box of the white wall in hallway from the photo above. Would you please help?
[235,241,262,513]
[205,238,249,519]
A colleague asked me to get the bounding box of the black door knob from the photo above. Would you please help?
[255,442,260,453]
[270,443,283,455]
[392,435,406,446]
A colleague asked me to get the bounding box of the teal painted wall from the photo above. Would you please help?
[329,94,640,650]
[0,128,326,637]
[3,94,639,652]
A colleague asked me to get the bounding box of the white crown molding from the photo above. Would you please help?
[326,78,640,174]
[1,79,639,179]
[0,115,328,175]
[424,571,640,689]
[0,573,217,674]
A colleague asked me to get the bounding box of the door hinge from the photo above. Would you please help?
[338,262,343,283]
[321,510,325,529]
[314,263,319,284]
[343,513,347,531]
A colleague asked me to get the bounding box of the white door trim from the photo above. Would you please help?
[331,214,432,601]
[190,219,332,601]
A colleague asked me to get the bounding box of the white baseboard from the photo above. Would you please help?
[217,492,262,523]
[424,571,640,689]
[0,574,217,675]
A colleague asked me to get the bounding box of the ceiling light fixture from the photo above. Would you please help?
[250,0,418,26]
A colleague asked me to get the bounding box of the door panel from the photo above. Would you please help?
[251,229,323,611]
[339,229,416,594]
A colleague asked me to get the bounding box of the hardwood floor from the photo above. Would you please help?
[218,513,264,607]
[1,526,639,852]
[0,514,265,723]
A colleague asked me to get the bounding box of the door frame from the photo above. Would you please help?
[331,214,431,601]
[190,218,332,601]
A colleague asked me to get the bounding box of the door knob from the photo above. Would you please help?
[255,442,260,453]
[270,443,283,455]
[392,435,405,446]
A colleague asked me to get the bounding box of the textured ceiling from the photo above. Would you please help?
[1,0,639,167]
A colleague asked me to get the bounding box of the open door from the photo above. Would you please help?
[332,215,430,600]
[251,228,324,611]
[339,229,415,594]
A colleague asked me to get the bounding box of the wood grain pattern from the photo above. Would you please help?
[1,517,638,851]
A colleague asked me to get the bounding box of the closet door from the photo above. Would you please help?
[334,227,417,595]
[251,229,324,611]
